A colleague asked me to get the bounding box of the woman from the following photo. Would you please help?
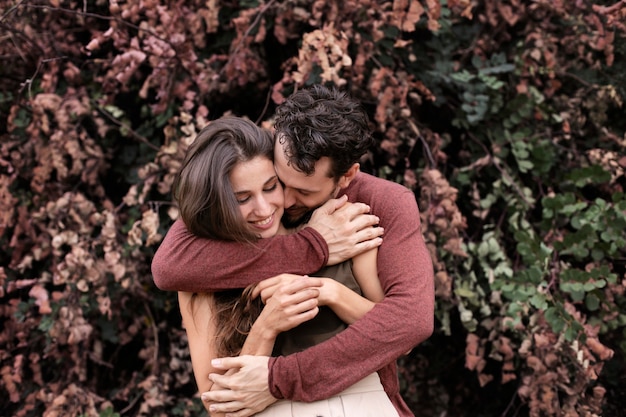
[173,116,398,416]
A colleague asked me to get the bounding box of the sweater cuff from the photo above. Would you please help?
[268,353,304,401]
[267,356,286,400]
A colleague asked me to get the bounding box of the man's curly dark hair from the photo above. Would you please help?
[274,84,374,180]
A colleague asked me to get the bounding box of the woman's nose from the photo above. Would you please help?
[254,196,272,216]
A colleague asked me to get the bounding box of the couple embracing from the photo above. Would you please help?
[152,84,435,417]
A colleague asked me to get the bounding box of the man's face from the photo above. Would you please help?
[274,138,340,227]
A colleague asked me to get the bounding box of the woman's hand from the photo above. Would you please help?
[253,276,324,337]
[315,278,340,307]
[252,273,313,303]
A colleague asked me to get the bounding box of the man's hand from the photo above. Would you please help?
[307,195,384,265]
[202,356,276,417]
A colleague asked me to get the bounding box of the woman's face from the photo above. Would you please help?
[229,156,284,239]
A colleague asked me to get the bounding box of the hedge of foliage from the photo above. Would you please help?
[1,1,625,416]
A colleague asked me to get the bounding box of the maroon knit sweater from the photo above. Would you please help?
[152,172,435,417]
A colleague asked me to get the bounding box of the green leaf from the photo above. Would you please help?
[517,159,534,172]
[565,165,611,186]
[104,104,125,119]
[585,293,600,311]
[477,241,490,258]
[38,315,55,332]
[455,287,477,298]
[451,70,475,83]
[479,63,515,75]
[570,290,585,302]
[564,325,579,341]
[545,306,565,333]
[529,293,548,310]
[99,407,121,417]
[98,317,119,344]
[11,108,31,128]
[527,266,543,283]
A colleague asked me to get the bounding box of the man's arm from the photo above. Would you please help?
[203,186,435,414]
[152,219,327,292]
[268,187,434,401]
[152,197,383,292]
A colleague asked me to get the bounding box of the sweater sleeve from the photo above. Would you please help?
[267,185,435,401]
[151,219,329,292]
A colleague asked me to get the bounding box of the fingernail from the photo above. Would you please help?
[211,359,221,366]
[201,394,208,401]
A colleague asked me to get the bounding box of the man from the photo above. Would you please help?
[151,85,435,417]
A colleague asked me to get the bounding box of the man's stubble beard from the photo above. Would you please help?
[281,209,314,229]
[280,185,341,229]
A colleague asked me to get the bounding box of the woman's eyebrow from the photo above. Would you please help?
[233,176,277,195]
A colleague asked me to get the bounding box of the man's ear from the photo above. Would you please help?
[337,163,360,189]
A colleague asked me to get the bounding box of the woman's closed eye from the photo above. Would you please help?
[237,195,250,204]
[263,182,278,193]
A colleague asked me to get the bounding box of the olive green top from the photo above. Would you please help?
[273,261,361,356]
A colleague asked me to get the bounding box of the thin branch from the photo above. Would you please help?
[545,250,560,294]
[491,156,533,207]
[499,382,521,417]
[256,85,273,125]
[120,393,142,415]
[19,57,67,99]
[144,301,160,376]
[556,71,594,89]
[0,0,26,22]
[20,3,176,50]
[95,105,161,152]
[407,118,436,168]
[88,352,114,369]
[221,0,278,76]
[466,131,533,207]
[0,19,45,59]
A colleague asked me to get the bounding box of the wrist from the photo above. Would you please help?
[319,278,338,307]
[250,317,278,340]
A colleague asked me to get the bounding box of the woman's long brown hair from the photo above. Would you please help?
[211,287,265,357]
[174,117,274,356]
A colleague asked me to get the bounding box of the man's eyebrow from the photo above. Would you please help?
[276,177,316,193]
[290,185,315,194]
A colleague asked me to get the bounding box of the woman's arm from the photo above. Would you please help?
[252,255,383,326]
[350,247,384,302]
[153,199,383,292]
[318,247,384,324]
[241,277,323,355]
[178,291,225,415]
[180,278,323,413]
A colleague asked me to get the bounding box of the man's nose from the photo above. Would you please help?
[283,187,296,208]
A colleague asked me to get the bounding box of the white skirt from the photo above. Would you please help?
[255,372,399,417]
